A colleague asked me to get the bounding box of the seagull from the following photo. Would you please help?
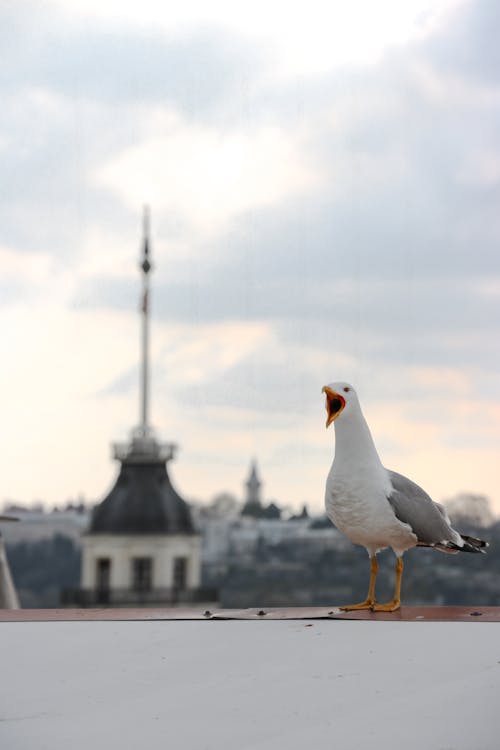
[322,382,487,612]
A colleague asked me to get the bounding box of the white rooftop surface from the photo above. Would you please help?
[1,619,499,750]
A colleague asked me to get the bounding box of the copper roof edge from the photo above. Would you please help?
[1,606,500,622]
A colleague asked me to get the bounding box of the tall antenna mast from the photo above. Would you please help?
[113,207,177,463]
[140,205,152,435]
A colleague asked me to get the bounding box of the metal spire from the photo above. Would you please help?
[112,207,177,464]
[140,205,152,435]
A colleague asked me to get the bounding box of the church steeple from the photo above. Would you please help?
[241,461,282,520]
[245,460,262,505]
[241,460,264,517]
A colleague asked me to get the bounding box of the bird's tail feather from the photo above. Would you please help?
[441,535,488,554]
[419,534,488,554]
[459,534,488,553]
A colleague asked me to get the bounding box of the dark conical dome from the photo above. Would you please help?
[89,457,195,535]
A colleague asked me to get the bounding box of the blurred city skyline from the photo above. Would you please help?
[2,0,500,513]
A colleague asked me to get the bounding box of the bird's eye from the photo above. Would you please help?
[343,387,350,392]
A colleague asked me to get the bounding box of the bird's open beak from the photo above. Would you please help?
[322,386,345,428]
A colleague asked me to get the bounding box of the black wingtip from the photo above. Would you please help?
[455,534,489,553]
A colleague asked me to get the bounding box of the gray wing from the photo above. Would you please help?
[387,470,459,545]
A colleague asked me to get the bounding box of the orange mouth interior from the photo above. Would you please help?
[322,387,345,427]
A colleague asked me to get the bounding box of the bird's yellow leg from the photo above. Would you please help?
[340,555,378,611]
[372,557,403,612]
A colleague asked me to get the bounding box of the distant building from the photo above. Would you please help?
[77,433,205,606]
[289,505,309,521]
[0,506,89,544]
[241,460,282,520]
[201,462,346,582]
[241,461,263,517]
[65,210,212,607]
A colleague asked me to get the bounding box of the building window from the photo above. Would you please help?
[96,558,111,604]
[173,557,188,590]
[132,557,153,592]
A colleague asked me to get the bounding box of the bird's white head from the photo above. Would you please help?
[322,381,359,428]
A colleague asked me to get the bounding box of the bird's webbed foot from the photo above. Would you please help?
[370,598,401,612]
[339,598,376,611]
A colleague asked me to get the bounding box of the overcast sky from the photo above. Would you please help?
[2,0,500,514]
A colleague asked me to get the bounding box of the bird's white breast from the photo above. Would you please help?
[325,462,416,553]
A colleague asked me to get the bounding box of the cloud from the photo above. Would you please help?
[1,3,266,111]
[2,0,500,511]
[425,0,500,85]
[94,112,321,237]
[0,8,271,259]
[48,0,461,77]
[65,0,500,413]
